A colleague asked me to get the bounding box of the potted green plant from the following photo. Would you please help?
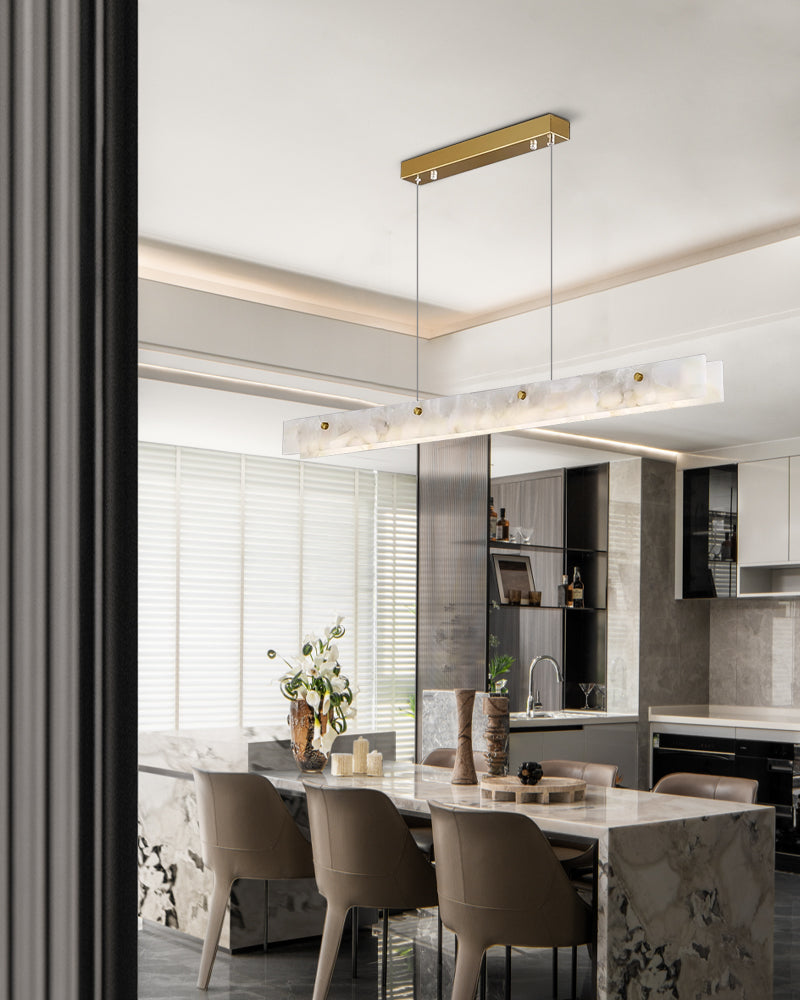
[484,637,513,776]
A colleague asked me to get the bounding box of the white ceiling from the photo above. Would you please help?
[137,0,800,470]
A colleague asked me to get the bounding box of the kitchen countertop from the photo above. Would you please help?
[509,709,637,729]
[649,704,800,739]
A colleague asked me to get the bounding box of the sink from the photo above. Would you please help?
[509,710,590,720]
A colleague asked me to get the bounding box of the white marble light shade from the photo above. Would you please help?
[283,355,724,458]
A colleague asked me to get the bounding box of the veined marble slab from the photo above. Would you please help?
[268,763,774,1000]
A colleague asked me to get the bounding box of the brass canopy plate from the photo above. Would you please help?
[401,113,570,185]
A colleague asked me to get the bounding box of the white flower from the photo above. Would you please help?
[319,727,338,754]
[306,689,321,711]
[331,675,348,694]
[313,655,325,669]
[328,644,339,662]
[322,693,330,714]
[335,615,344,628]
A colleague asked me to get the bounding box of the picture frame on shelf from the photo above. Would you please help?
[491,553,535,605]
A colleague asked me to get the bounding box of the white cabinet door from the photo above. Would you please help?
[738,458,790,566]
[790,457,800,563]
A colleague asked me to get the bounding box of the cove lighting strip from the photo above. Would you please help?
[282,355,724,459]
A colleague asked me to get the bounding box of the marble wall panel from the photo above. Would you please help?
[598,809,774,998]
[709,597,800,707]
[420,689,491,762]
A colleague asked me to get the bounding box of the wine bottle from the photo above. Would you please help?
[489,496,498,540]
[497,507,510,541]
[557,574,569,607]
[565,574,574,608]
[572,566,584,608]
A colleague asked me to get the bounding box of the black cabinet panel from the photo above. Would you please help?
[682,464,737,599]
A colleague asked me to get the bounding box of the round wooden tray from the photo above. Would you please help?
[480,775,586,804]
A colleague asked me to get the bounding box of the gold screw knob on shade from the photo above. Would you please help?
[633,372,644,382]
[413,406,423,416]
[517,390,527,400]
[320,421,330,430]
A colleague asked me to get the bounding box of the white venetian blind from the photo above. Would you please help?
[138,443,417,759]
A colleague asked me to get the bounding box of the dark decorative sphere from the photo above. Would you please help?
[518,761,543,786]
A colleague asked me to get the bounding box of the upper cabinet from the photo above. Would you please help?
[737,456,800,597]
[682,464,737,599]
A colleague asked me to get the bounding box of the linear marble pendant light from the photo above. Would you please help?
[282,116,724,459]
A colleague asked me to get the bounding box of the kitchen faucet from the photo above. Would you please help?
[526,655,564,717]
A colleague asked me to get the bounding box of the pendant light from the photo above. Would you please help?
[283,114,723,459]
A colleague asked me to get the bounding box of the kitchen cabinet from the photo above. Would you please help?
[509,721,637,787]
[737,455,800,596]
[738,458,789,566]
[681,464,737,599]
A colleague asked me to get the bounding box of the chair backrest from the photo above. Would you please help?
[652,771,758,804]
[429,801,589,949]
[304,782,437,910]
[422,747,489,772]
[192,768,313,880]
[541,759,618,787]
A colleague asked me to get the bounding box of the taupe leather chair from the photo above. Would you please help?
[305,782,438,1000]
[192,768,315,990]
[430,801,592,1000]
[653,771,758,803]
[422,746,490,771]
[542,758,619,787]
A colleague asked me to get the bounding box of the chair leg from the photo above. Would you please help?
[381,908,389,998]
[351,905,358,979]
[196,874,232,990]
[451,936,486,1000]
[479,952,487,1000]
[504,945,511,1000]
[571,944,577,999]
[552,946,558,999]
[437,912,443,1000]
[263,880,269,953]
[312,902,349,1000]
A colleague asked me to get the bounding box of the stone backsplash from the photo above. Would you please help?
[709,597,800,707]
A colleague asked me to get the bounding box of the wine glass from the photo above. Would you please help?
[518,526,534,544]
[578,682,596,710]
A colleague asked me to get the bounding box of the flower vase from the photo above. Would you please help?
[482,694,509,776]
[451,688,478,785]
[288,699,333,772]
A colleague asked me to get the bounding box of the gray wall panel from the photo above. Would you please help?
[416,438,489,753]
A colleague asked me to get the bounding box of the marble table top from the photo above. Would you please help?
[267,762,769,841]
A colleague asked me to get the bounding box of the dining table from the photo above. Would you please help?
[268,761,774,1000]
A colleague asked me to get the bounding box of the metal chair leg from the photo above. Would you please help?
[437,912,443,1000]
[381,908,389,998]
[571,944,577,998]
[351,905,358,979]
[552,946,558,999]
[505,945,511,1000]
[263,881,269,953]
[479,952,487,1000]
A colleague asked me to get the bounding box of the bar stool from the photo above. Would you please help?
[192,768,315,990]
[305,781,438,1000]
[430,801,592,1000]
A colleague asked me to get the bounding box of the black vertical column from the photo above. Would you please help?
[1,4,137,999]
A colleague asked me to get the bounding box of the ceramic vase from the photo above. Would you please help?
[288,699,332,772]
[451,688,478,785]
[482,694,509,776]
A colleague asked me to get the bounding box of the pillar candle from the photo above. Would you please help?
[352,737,369,774]
[366,750,383,777]
[331,753,353,776]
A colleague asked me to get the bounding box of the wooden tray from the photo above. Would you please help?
[480,775,586,804]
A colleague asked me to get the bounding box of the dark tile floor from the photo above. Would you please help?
[139,871,800,999]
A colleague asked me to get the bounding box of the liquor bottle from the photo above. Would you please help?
[571,566,584,608]
[497,507,510,541]
[557,574,569,607]
[488,497,498,540]
[565,574,574,608]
